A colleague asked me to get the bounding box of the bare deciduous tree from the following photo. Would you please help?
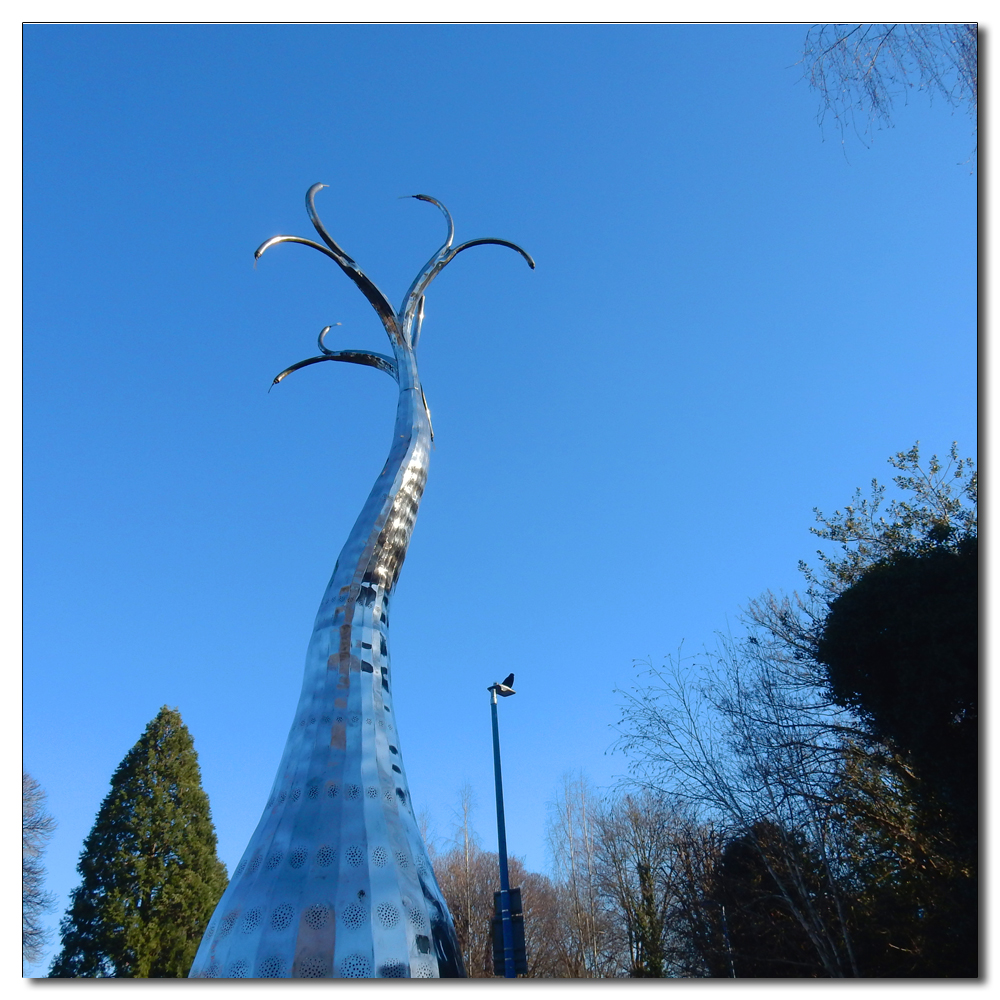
[609,443,978,977]
[23,772,56,970]
[546,773,625,977]
[614,641,862,976]
[431,785,564,977]
[802,24,977,157]
[592,791,676,976]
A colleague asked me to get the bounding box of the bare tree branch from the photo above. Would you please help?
[802,24,977,160]
[23,773,56,970]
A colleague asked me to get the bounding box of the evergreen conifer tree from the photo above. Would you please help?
[49,706,228,978]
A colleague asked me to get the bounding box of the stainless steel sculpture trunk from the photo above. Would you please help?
[189,186,533,979]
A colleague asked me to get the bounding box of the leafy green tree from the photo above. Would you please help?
[804,442,976,595]
[831,742,969,978]
[818,540,977,836]
[815,524,977,977]
[49,707,228,978]
[752,442,978,977]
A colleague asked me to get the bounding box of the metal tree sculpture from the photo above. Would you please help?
[188,186,534,980]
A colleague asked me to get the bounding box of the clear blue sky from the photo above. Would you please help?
[23,23,976,975]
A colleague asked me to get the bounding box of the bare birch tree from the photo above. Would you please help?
[23,772,56,971]
[802,23,977,158]
[546,773,625,976]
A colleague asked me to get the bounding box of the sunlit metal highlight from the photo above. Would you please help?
[189,186,533,980]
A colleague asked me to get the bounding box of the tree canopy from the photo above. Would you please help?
[49,706,228,978]
[818,539,977,789]
[615,442,977,977]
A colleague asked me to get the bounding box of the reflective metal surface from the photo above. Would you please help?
[189,187,533,980]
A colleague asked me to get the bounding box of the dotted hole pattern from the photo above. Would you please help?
[298,956,327,978]
[377,902,400,928]
[340,954,371,978]
[380,960,407,978]
[271,903,294,931]
[303,904,329,930]
[341,902,367,930]
[257,956,285,978]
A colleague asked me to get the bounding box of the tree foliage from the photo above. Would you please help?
[802,24,977,155]
[615,443,977,977]
[431,792,564,978]
[23,772,57,970]
[819,540,977,789]
[426,444,976,978]
[817,540,977,977]
[615,641,862,976]
[592,794,670,977]
[804,442,977,597]
[49,707,228,978]
[705,821,834,977]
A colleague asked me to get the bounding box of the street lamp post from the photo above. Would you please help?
[488,673,517,979]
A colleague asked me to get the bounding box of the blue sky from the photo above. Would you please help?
[22,23,976,975]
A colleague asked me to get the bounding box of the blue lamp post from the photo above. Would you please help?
[488,673,517,979]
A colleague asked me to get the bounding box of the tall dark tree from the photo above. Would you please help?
[817,537,977,978]
[616,444,976,978]
[49,707,228,978]
[818,538,977,836]
[23,772,56,970]
[704,822,834,978]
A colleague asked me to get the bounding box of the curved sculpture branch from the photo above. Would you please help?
[411,296,426,350]
[409,194,455,252]
[398,232,536,343]
[270,350,399,390]
[255,233,345,265]
[256,228,400,346]
[445,237,537,270]
[305,183,357,263]
[317,324,341,355]
[397,196,456,343]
